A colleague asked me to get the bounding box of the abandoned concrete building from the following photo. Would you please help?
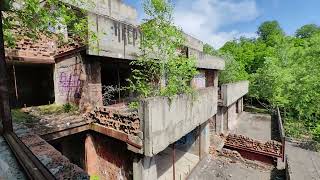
[0,0,259,180]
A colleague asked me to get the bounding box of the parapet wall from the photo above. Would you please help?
[140,87,218,156]
[220,81,249,107]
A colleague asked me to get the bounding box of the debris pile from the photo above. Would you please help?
[224,134,283,157]
[87,106,141,136]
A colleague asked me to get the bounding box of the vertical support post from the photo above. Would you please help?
[117,64,121,102]
[198,125,201,159]
[13,64,18,101]
[172,143,176,180]
[0,11,13,134]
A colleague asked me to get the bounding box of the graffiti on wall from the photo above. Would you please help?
[57,62,83,98]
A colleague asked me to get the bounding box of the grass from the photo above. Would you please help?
[37,103,78,115]
[11,103,79,124]
[284,117,320,151]
[11,109,37,124]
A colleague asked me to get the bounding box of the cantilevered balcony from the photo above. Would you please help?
[88,87,218,156]
[219,80,249,107]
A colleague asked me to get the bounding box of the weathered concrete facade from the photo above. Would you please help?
[54,53,103,110]
[216,81,249,134]
[140,87,217,156]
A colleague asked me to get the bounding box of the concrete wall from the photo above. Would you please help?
[189,48,225,70]
[183,33,204,52]
[54,53,103,110]
[63,0,137,24]
[227,102,237,130]
[140,86,218,156]
[221,81,249,107]
[88,13,141,59]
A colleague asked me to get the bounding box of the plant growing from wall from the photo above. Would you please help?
[3,0,96,48]
[128,0,198,99]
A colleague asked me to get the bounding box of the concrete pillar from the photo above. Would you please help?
[241,97,244,112]
[216,107,225,134]
[213,70,219,87]
[133,156,157,180]
[199,121,210,158]
[85,134,99,176]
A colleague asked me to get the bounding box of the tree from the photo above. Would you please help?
[218,53,248,84]
[295,24,320,39]
[3,0,94,47]
[128,0,197,98]
[203,43,218,56]
[257,21,284,45]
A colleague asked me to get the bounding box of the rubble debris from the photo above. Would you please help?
[223,134,283,157]
[87,106,141,136]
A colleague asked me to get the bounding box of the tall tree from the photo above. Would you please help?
[295,24,320,39]
[257,20,284,45]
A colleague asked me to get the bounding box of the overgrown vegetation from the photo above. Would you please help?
[3,0,96,48]
[205,20,320,147]
[127,0,198,100]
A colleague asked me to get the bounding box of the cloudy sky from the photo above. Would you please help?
[124,0,320,49]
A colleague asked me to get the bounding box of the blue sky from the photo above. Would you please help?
[123,0,320,49]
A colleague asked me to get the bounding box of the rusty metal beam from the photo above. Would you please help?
[90,123,142,149]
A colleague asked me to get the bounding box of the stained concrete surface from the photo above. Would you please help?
[188,155,281,180]
[233,112,272,142]
[0,136,27,180]
[286,141,320,180]
[155,147,199,180]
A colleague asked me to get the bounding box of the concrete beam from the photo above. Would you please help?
[221,81,249,107]
[196,55,225,70]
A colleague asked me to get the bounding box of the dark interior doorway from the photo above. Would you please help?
[7,63,55,108]
[100,60,132,105]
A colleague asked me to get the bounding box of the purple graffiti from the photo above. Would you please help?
[58,72,81,94]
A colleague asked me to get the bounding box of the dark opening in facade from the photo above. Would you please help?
[100,59,132,105]
[7,63,55,108]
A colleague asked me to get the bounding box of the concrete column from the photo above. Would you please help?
[199,121,210,158]
[213,70,219,87]
[133,156,157,180]
[215,107,224,134]
[85,134,99,176]
[241,97,244,112]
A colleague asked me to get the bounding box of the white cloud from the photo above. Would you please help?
[173,0,260,49]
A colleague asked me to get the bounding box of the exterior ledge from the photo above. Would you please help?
[196,54,225,70]
[140,87,218,156]
[220,81,249,107]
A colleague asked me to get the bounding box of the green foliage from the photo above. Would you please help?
[257,20,285,45]
[295,24,320,39]
[218,53,248,84]
[38,103,78,114]
[62,103,78,113]
[3,0,94,48]
[203,43,218,56]
[128,0,197,99]
[90,175,100,180]
[11,109,37,123]
[128,101,139,110]
[220,20,320,144]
